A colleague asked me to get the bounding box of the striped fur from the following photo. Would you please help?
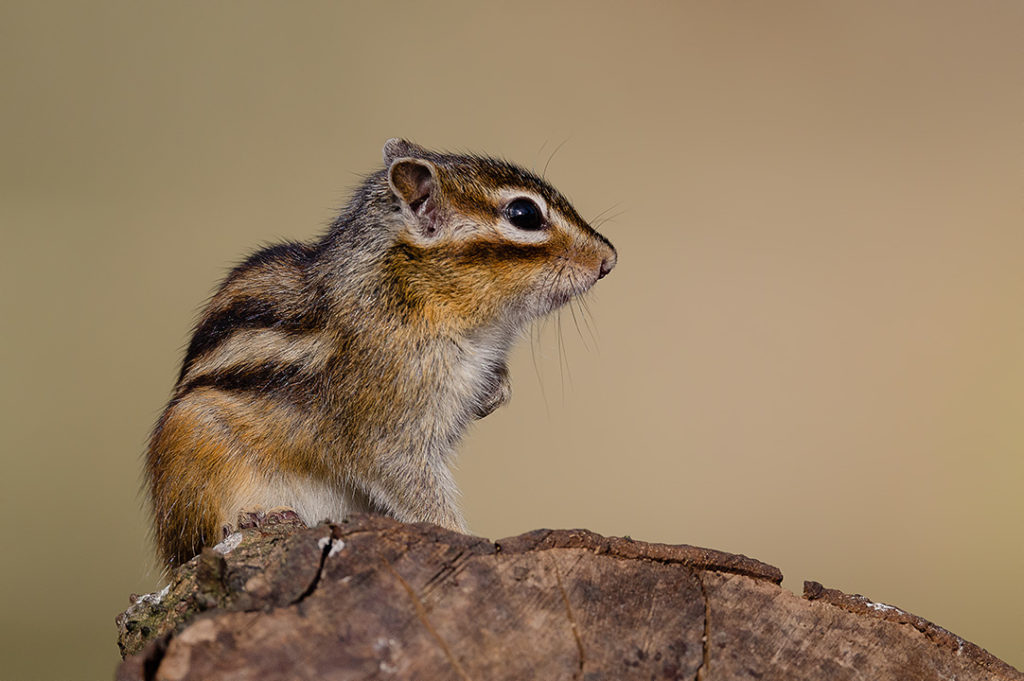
[146,139,617,569]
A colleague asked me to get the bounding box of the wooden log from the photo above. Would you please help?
[116,514,1021,681]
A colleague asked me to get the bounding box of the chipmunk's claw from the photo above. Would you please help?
[234,506,303,531]
[266,506,303,525]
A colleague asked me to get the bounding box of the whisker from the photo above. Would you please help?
[578,293,600,347]
[568,299,588,351]
[534,140,549,174]
[566,275,591,353]
[529,319,550,415]
[591,209,627,231]
[588,202,623,225]
[561,307,569,403]
[543,138,571,179]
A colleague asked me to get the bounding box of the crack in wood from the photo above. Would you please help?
[551,558,586,680]
[140,635,170,681]
[384,559,473,681]
[289,534,333,606]
[420,549,467,600]
[694,571,711,681]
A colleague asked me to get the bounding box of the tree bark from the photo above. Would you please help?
[116,514,1021,681]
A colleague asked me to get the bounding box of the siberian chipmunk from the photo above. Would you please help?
[146,139,616,569]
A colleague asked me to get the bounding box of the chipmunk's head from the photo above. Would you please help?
[381,138,616,333]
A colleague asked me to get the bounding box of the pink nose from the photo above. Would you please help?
[598,254,616,279]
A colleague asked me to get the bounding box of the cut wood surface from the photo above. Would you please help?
[116,514,1021,681]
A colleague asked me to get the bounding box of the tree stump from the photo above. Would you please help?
[116,514,1021,680]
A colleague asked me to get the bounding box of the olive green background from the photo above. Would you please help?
[2,2,1022,678]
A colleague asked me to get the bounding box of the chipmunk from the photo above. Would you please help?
[146,139,616,569]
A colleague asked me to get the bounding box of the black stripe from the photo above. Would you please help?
[179,362,308,397]
[176,242,329,383]
[179,298,283,382]
[178,289,331,384]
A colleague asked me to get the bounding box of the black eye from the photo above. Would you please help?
[504,198,545,231]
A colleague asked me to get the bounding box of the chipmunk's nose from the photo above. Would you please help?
[589,229,617,279]
[597,242,617,279]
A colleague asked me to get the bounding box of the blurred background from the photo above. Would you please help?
[2,1,1021,678]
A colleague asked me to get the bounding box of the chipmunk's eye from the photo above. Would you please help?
[504,198,545,231]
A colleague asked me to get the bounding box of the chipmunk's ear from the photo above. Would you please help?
[388,157,441,236]
[383,138,430,165]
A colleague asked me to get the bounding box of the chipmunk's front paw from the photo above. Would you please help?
[265,506,303,525]
[474,364,512,419]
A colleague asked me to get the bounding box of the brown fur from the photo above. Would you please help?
[146,139,616,570]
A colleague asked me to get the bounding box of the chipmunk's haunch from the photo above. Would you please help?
[147,139,616,568]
